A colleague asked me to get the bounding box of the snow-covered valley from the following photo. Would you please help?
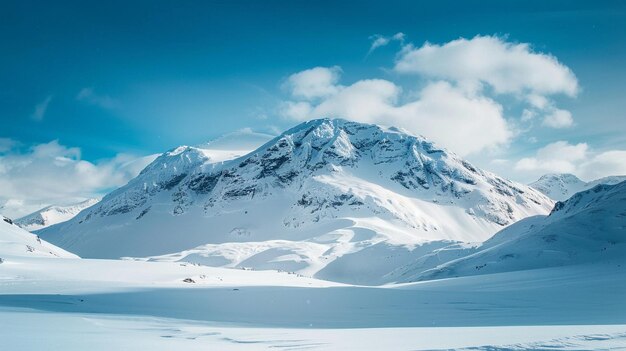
[1,253,626,350]
[1,119,625,349]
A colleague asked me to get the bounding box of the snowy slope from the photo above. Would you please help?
[39,118,553,284]
[530,173,626,201]
[15,198,100,231]
[401,181,626,282]
[0,215,77,258]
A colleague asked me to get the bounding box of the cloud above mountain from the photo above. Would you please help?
[515,141,626,181]
[280,66,510,156]
[279,36,582,156]
[0,140,156,217]
[394,35,578,97]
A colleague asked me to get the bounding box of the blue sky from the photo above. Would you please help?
[1,0,626,216]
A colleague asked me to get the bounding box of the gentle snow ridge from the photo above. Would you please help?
[402,180,626,281]
[0,215,77,258]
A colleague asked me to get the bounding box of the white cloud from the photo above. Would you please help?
[292,79,400,123]
[368,32,405,54]
[516,141,588,173]
[526,94,550,109]
[394,35,578,97]
[514,141,626,181]
[0,140,156,218]
[395,36,579,130]
[578,150,626,180]
[282,66,342,100]
[280,67,511,155]
[542,109,574,128]
[31,95,53,121]
[397,81,511,155]
[521,109,536,122]
[369,36,390,53]
[77,88,120,109]
[279,37,581,157]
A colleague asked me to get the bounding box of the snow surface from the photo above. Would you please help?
[39,119,553,285]
[15,198,100,231]
[2,310,625,351]
[402,181,626,281]
[0,216,77,258]
[1,256,626,349]
[2,179,626,349]
[530,173,626,201]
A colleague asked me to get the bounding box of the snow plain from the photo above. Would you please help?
[1,252,626,350]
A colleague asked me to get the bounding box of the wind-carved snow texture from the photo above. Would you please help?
[398,181,626,282]
[39,118,553,284]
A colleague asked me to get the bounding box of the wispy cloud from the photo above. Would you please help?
[542,109,574,128]
[0,138,17,153]
[367,32,405,55]
[31,95,53,121]
[76,88,120,109]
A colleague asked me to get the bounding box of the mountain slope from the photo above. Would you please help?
[39,119,553,284]
[15,199,100,231]
[530,173,626,201]
[401,181,626,282]
[0,216,77,258]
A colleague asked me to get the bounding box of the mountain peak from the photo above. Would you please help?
[531,173,626,201]
[15,198,100,231]
[536,173,582,183]
[39,119,552,283]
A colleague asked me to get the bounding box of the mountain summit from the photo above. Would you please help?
[39,119,553,284]
[15,198,100,231]
[531,173,626,201]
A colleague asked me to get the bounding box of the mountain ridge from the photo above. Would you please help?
[15,198,100,231]
[530,173,626,201]
[398,180,626,282]
[39,118,553,284]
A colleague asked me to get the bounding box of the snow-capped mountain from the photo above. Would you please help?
[15,198,100,231]
[400,181,626,282]
[530,173,626,201]
[0,215,77,258]
[39,119,553,284]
